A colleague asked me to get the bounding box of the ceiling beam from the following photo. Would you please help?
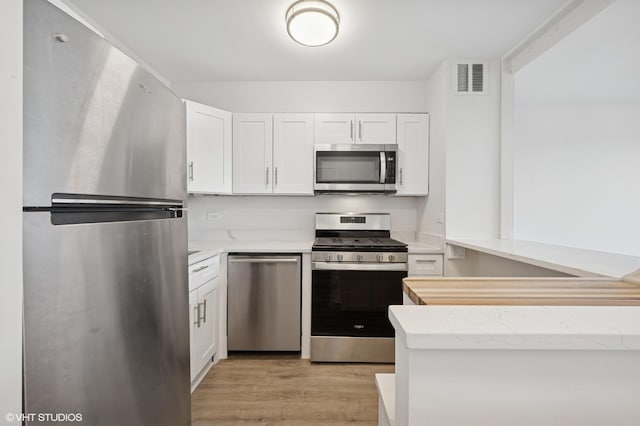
[504,0,615,74]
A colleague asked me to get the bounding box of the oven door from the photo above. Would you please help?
[311,263,406,338]
[314,144,397,193]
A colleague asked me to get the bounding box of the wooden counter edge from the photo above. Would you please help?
[402,276,640,306]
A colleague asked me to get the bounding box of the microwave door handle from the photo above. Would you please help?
[379,152,386,183]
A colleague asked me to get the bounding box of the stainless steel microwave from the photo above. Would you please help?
[314,144,398,193]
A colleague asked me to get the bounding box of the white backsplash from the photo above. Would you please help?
[187,194,420,242]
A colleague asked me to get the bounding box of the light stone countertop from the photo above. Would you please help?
[406,242,443,254]
[389,304,640,351]
[188,240,313,264]
[446,238,640,279]
[188,239,439,264]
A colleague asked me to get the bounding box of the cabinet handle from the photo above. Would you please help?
[266,166,270,185]
[275,167,278,185]
[192,264,209,273]
[399,168,403,185]
[358,120,362,141]
[200,299,207,324]
[194,305,200,328]
[350,120,354,141]
[188,161,194,181]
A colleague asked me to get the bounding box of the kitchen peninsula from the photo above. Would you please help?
[377,273,640,426]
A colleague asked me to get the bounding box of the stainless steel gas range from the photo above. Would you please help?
[311,213,408,363]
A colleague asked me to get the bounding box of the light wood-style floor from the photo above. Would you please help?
[191,354,394,426]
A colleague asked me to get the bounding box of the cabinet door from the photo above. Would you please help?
[273,114,314,195]
[396,114,429,196]
[408,254,443,276]
[186,100,232,194]
[314,113,355,144]
[355,114,396,144]
[233,114,273,194]
[188,289,198,382]
[196,279,217,375]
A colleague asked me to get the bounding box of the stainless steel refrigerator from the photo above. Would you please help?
[22,1,190,425]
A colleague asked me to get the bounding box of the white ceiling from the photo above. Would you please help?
[64,0,568,82]
[516,0,640,105]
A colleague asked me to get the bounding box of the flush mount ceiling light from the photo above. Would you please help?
[286,0,340,47]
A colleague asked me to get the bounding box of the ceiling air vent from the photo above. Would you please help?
[453,61,488,95]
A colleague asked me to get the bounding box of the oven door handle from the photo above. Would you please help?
[312,262,407,271]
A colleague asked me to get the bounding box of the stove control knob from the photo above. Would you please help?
[388,254,395,262]
[376,254,383,262]
[337,254,344,262]
[325,253,333,262]
[357,255,363,262]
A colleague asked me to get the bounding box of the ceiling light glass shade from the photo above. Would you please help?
[286,0,340,47]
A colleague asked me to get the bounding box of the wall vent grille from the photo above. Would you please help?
[454,61,488,95]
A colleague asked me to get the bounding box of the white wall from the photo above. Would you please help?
[0,0,22,420]
[445,60,502,240]
[188,195,419,242]
[172,80,429,113]
[416,61,447,247]
[513,0,640,256]
[514,105,640,256]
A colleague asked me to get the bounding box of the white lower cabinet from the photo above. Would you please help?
[189,255,220,391]
[408,254,443,277]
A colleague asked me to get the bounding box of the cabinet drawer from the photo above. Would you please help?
[408,254,443,276]
[189,255,219,290]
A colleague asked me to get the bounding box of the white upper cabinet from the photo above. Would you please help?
[273,114,314,195]
[185,100,232,194]
[233,113,313,195]
[314,113,396,144]
[356,114,396,144]
[232,114,273,194]
[396,114,429,196]
[314,113,355,144]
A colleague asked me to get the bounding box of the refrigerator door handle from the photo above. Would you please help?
[51,194,183,208]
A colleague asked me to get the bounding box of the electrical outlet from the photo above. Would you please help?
[436,212,444,224]
[447,244,466,260]
[207,212,221,221]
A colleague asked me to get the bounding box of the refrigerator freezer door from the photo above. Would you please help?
[23,211,190,426]
[23,0,186,207]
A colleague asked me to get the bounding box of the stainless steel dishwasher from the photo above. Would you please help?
[227,254,301,351]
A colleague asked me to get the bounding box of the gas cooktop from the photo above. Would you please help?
[313,237,407,251]
[312,213,408,252]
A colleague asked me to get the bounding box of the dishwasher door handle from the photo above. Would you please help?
[228,257,299,264]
